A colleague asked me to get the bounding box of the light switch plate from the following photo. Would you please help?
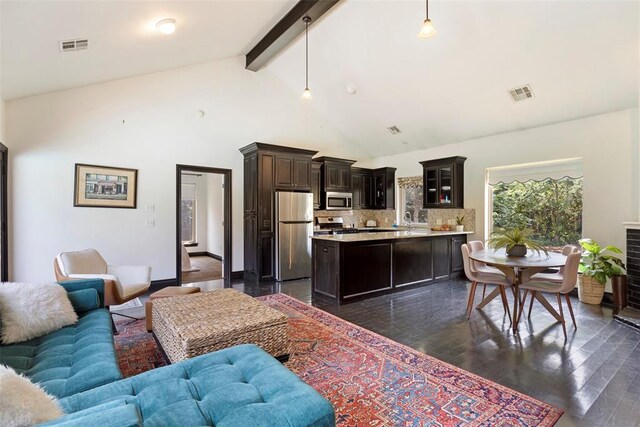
[145,219,155,227]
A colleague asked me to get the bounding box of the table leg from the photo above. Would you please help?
[512,283,520,333]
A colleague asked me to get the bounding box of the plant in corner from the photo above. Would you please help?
[487,227,548,257]
[577,238,626,305]
[455,215,465,232]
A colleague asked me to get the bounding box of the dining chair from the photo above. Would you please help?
[461,244,512,322]
[468,240,504,300]
[517,251,580,339]
[522,244,580,318]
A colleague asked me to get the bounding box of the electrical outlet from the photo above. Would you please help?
[145,219,155,228]
[145,204,155,213]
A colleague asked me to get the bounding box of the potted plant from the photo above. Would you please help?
[577,238,626,305]
[487,227,547,257]
[455,215,465,232]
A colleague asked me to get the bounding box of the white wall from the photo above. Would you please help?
[0,3,5,143]
[206,174,224,258]
[6,56,363,282]
[360,108,640,261]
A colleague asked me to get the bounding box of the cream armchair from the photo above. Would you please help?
[54,249,151,309]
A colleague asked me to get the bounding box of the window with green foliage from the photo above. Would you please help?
[490,177,583,248]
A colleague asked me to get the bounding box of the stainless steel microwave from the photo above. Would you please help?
[325,192,352,210]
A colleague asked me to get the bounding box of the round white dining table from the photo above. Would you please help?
[468,249,567,332]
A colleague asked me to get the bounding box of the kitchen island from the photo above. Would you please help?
[312,230,472,304]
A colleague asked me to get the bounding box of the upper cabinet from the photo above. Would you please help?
[274,154,312,191]
[373,167,396,210]
[420,156,466,209]
[314,157,356,193]
[311,161,322,210]
[351,167,373,210]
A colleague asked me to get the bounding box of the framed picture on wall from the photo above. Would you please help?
[74,163,138,208]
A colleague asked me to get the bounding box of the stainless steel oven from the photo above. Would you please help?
[325,192,352,210]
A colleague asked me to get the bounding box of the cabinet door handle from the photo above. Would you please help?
[323,247,328,253]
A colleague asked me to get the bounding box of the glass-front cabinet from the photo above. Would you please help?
[420,157,466,208]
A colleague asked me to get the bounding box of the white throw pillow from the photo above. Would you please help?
[0,365,63,426]
[0,282,78,344]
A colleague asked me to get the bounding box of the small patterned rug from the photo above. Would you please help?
[114,294,563,426]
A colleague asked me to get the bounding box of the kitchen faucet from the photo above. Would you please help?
[404,211,412,229]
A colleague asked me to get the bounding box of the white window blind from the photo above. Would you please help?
[487,158,583,186]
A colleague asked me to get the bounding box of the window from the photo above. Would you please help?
[181,183,197,244]
[398,176,428,224]
[487,159,583,250]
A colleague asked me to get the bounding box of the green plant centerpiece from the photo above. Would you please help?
[456,215,465,226]
[577,238,626,305]
[487,227,548,257]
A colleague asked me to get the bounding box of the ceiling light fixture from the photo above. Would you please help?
[301,16,312,100]
[418,0,437,39]
[156,19,176,35]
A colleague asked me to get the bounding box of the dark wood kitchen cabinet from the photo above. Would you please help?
[373,167,396,210]
[315,157,355,193]
[450,235,466,275]
[311,161,322,209]
[420,156,466,208]
[312,233,467,304]
[274,155,311,191]
[240,142,318,282]
[351,167,374,210]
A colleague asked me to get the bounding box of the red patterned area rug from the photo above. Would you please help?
[114,318,167,377]
[258,293,563,427]
[113,294,562,426]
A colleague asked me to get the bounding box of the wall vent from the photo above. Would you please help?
[59,38,89,53]
[509,84,534,102]
[386,125,402,135]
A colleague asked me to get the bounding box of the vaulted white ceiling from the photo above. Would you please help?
[263,0,640,157]
[0,0,297,100]
[2,0,638,158]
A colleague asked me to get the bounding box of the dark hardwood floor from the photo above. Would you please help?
[234,278,640,427]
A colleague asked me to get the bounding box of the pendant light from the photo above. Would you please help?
[418,0,437,39]
[301,16,312,100]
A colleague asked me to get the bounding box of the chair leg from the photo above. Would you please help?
[518,289,529,325]
[556,293,567,340]
[565,294,577,329]
[499,286,512,325]
[482,284,487,300]
[528,290,536,319]
[467,282,478,320]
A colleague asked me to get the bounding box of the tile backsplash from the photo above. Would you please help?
[314,208,476,231]
[314,210,396,228]
[427,209,476,232]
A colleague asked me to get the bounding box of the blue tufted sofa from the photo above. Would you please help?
[0,279,122,397]
[0,279,335,426]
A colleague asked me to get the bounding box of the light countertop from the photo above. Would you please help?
[311,230,474,242]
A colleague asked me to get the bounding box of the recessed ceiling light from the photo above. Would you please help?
[156,19,176,35]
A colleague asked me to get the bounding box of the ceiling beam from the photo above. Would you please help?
[245,0,340,72]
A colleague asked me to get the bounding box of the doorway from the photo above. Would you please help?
[176,165,231,287]
[0,142,7,282]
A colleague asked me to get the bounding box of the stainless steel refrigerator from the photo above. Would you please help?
[275,192,313,281]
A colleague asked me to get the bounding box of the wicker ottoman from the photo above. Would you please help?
[152,289,289,363]
[145,286,201,332]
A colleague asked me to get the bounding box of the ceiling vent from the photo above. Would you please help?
[59,38,89,53]
[386,126,402,135]
[509,84,534,102]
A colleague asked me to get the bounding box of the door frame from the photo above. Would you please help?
[0,142,7,282]
[176,164,232,286]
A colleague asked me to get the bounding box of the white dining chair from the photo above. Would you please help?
[517,251,580,339]
[461,244,512,322]
[468,240,505,300]
[522,244,580,318]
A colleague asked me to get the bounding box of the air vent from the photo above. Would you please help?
[386,126,402,135]
[59,38,89,53]
[509,84,534,102]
